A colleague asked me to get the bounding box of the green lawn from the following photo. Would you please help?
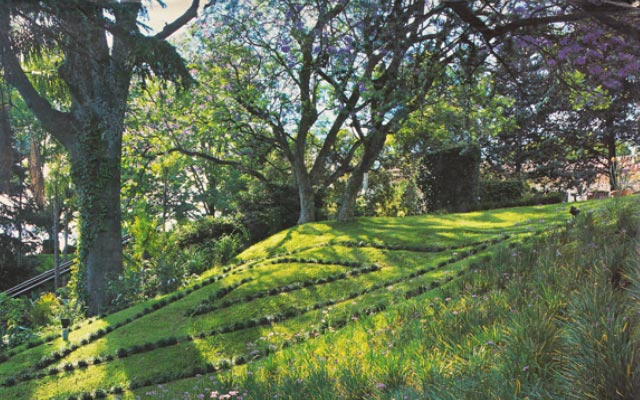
[1,198,638,399]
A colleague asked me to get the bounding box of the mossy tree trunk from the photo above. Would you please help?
[67,120,125,314]
[0,86,14,192]
[0,1,198,314]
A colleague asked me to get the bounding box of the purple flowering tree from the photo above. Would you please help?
[197,0,479,223]
[197,0,640,223]
[447,0,640,192]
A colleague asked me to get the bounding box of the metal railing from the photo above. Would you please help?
[4,260,74,298]
[3,235,132,299]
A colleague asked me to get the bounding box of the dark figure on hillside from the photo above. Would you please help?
[570,206,580,218]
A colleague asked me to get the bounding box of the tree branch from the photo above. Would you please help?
[0,11,75,147]
[144,147,269,182]
[154,0,200,40]
[443,1,591,40]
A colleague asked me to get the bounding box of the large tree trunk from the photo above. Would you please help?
[337,131,387,222]
[69,129,123,315]
[29,136,46,208]
[293,160,316,224]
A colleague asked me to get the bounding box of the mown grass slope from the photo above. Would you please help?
[1,198,638,399]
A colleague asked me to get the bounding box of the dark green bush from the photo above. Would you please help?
[419,144,481,213]
[173,215,247,250]
[476,190,564,211]
[480,179,526,203]
[237,183,302,243]
[110,386,124,394]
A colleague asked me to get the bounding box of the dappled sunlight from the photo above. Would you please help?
[238,203,576,262]
[0,341,51,381]
[30,362,111,399]
[6,199,635,398]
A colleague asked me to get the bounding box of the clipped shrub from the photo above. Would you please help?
[110,386,124,395]
[419,144,481,213]
[480,179,526,203]
[172,215,242,247]
[3,377,16,387]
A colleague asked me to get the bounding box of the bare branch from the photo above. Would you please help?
[144,147,269,182]
[154,0,200,40]
[443,1,590,40]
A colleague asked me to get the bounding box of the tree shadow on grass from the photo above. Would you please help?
[0,338,52,400]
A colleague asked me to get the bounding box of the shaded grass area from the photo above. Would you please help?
[2,199,636,399]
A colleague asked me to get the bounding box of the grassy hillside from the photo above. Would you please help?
[1,199,638,399]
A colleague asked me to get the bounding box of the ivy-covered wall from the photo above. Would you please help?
[419,144,481,213]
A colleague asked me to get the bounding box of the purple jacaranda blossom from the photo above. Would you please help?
[603,79,622,90]
[514,6,526,15]
[587,64,603,75]
[586,49,603,59]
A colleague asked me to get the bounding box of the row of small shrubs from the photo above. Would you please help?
[5,264,249,373]
[56,270,463,397]
[119,245,495,395]
[337,236,504,253]
[186,264,379,317]
[185,235,505,321]
[267,257,362,267]
[4,241,484,387]
[476,191,565,211]
[5,251,307,363]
